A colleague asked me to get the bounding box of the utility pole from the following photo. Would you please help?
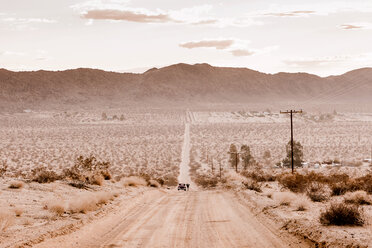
[211,159,214,174]
[280,109,303,173]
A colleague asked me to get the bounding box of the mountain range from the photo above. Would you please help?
[1,63,371,111]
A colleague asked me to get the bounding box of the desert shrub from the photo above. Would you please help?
[241,169,276,182]
[306,182,330,202]
[274,192,297,206]
[242,179,262,192]
[278,173,308,193]
[0,210,15,231]
[293,195,310,211]
[47,202,66,216]
[330,182,349,196]
[344,191,371,205]
[31,167,60,183]
[63,155,111,187]
[0,161,8,177]
[320,203,364,226]
[194,175,219,188]
[122,176,147,187]
[8,180,24,189]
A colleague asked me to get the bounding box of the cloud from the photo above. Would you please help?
[73,1,259,27]
[0,51,25,56]
[230,49,255,57]
[339,23,372,30]
[264,10,315,17]
[1,17,56,24]
[179,38,263,57]
[340,24,363,30]
[179,39,235,50]
[82,9,173,23]
[284,55,352,67]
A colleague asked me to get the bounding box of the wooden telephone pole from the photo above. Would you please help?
[280,109,303,173]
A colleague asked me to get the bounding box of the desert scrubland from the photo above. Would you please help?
[1,109,372,247]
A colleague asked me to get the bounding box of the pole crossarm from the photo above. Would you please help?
[280,110,303,114]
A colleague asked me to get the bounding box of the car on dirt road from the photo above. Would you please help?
[178,183,186,191]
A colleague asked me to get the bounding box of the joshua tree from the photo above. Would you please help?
[240,145,254,169]
[229,144,239,169]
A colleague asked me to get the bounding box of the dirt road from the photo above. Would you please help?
[34,189,309,248]
[178,123,194,189]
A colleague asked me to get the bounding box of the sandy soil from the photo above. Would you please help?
[33,189,309,248]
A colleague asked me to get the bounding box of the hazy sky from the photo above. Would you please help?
[1,0,372,76]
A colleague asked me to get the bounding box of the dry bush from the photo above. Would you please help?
[31,166,60,183]
[344,191,372,205]
[90,174,104,186]
[330,182,349,196]
[0,161,8,177]
[274,192,297,206]
[293,195,311,211]
[320,203,364,226]
[306,182,330,202]
[242,179,262,192]
[8,180,24,189]
[0,210,15,232]
[194,175,219,188]
[278,173,308,193]
[14,208,23,217]
[63,155,111,187]
[241,169,276,182]
[122,176,147,187]
[47,201,66,216]
[148,179,160,188]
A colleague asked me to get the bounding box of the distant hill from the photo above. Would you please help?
[0,63,371,111]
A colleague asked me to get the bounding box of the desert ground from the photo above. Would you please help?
[1,109,372,247]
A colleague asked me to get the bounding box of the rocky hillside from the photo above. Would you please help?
[0,63,371,111]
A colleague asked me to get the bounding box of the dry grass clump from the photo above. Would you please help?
[306,182,330,202]
[46,201,66,216]
[242,179,262,192]
[68,191,114,214]
[148,179,160,188]
[0,209,15,231]
[122,176,147,187]
[344,191,372,205]
[68,193,99,214]
[8,180,24,189]
[293,195,311,211]
[320,203,364,226]
[14,208,23,217]
[274,192,297,206]
[95,191,114,204]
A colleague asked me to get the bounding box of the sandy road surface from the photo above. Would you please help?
[34,189,309,248]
